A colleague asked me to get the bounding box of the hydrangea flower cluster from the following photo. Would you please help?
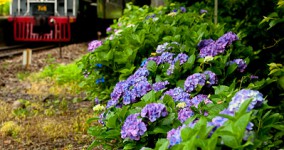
[96,77,105,84]
[88,40,103,52]
[106,27,112,33]
[107,68,151,108]
[184,73,206,92]
[121,113,147,141]
[189,94,212,107]
[141,103,168,122]
[203,70,218,86]
[200,9,208,14]
[227,59,247,72]
[167,126,182,147]
[184,71,218,92]
[178,107,194,123]
[208,89,264,136]
[153,81,170,91]
[228,89,264,112]
[198,32,238,58]
[156,42,169,54]
[177,94,212,123]
[163,87,190,102]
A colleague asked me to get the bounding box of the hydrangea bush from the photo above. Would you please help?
[85,3,284,150]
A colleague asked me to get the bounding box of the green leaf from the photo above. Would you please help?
[152,126,171,134]
[147,60,158,73]
[163,95,175,109]
[105,129,121,138]
[221,135,239,148]
[226,63,238,75]
[233,113,251,140]
[235,98,252,118]
[106,115,117,128]
[124,143,137,150]
[181,127,192,141]
[154,139,169,150]
[142,90,156,102]
[183,54,195,71]
[161,113,176,125]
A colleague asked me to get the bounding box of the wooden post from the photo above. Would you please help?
[214,0,218,24]
[59,42,62,58]
[23,49,32,69]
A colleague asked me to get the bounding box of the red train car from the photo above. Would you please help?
[7,0,78,42]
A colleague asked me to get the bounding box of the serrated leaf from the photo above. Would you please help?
[154,139,169,150]
[147,60,158,73]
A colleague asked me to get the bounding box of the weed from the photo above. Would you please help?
[0,121,23,137]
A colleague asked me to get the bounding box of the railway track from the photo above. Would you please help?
[0,44,58,59]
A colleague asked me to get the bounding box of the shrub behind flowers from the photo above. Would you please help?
[84,3,283,150]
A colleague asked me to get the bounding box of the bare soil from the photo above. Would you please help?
[0,43,96,149]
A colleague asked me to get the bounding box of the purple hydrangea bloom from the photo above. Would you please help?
[216,31,239,47]
[98,112,105,125]
[106,27,112,32]
[211,116,228,127]
[228,59,247,72]
[106,99,119,108]
[197,39,214,50]
[199,42,219,58]
[110,81,126,101]
[163,87,190,102]
[156,43,169,54]
[173,53,189,65]
[189,94,212,108]
[203,70,218,86]
[180,7,186,13]
[132,80,152,97]
[250,75,259,80]
[184,73,206,92]
[153,81,170,91]
[178,107,194,123]
[121,113,147,141]
[167,64,175,75]
[167,126,182,147]
[88,40,102,52]
[200,9,208,14]
[160,52,175,64]
[133,67,150,77]
[228,89,264,112]
[122,90,137,105]
[141,103,168,122]
[94,97,99,104]
[198,32,238,58]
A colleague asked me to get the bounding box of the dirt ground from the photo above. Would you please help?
[0,43,97,149]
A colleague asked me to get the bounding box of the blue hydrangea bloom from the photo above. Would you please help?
[88,40,102,52]
[121,113,147,141]
[106,99,119,108]
[160,52,175,64]
[216,31,239,47]
[173,53,189,65]
[180,7,186,13]
[167,126,182,147]
[141,103,168,122]
[156,42,169,54]
[199,32,238,58]
[96,77,105,84]
[96,64,102,68]
[228,89,264,112]
[203,70,218,86]
[163,87,190,102]
[178,107,194,123]
[152,81,170,91]
[167,64,175,75]
[227,59,247,72]
[189,94,212,108]
[200,9,208,14]
[184,73,206,92]
[197,39,214,50]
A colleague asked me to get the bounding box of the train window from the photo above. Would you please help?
[59,2,64,7]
